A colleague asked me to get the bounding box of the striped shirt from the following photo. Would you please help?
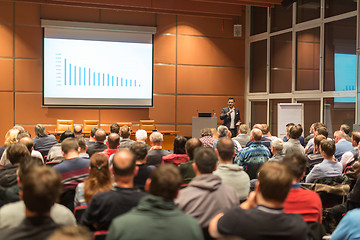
[234,141,270,168]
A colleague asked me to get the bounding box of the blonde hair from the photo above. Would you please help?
[4,129,20,145]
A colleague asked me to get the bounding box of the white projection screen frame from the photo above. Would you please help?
[41,20,156,107]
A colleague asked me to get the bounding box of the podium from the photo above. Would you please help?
[192,117,217,138]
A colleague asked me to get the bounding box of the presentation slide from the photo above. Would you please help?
[43,38,153,106]
[334,53,356,103]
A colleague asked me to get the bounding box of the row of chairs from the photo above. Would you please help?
[56,119,156,132]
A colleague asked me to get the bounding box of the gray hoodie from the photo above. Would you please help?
[175,174,238,227]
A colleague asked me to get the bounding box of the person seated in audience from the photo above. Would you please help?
[232,124,250,148]
[135,129,151,151]
[305,139,342,183]
[87,128,107,157]
[80,149,146,231]
[252,123,272,149]
[73,125,83,137]
[262,123,277,141]
[47,130,75,162]
[99,133,119,158]
[76,137,89,159]
[306,135,326,172]
[305,122,327,154]
[19,135,44,162]
[175,147,238,229]
[282,153,323,222]
[0,128,20,162]
[146,132,169,166]
[213,137,250,202]
[33,124,57,157]
[118,125,135,149]
[130,142,155,190]
[340,131,360,169]
[74,153,113,207]
[283,124,305,155]
[0,166,63,240]
[209,161,307,240]
[340,123,352,142]
[304,123,315,146]
[162,136,190,166]
[283,122,305,146]
[47,225,91,240]
[110,123,120,134]
[53,138,90,189]
[107,164,203,240]
[0,143,30,188]
[268,138,285,161]
[213,126,241,154]
[199,128,216,148]
[334,130,354,161]
[86,127,98,146]
[331,208,360,240]
[178,138,202,185]
[0,157,76,229]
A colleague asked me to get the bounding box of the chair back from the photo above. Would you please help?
[117,122,133,130]
[93,231,109,240]
[139,120,155,131]
[45,160,63,166]
[56,120,74,132]
[60,187,76,212]
[245,163,263,180]
[83,120,100,132]
[73,205,88,223]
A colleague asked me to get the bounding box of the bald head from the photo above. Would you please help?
[73,125,83,136]
[108,133,120,149]
[253,124,265,134]
[216,137,234,162]
[251,128,262,141]
[20,137,34,153]
[95,129,106,142]
[112,150,136,177]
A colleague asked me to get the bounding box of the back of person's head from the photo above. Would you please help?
[19,137,33,153]
[352,132,360,145]
[73,125,83,135]
[149,132,163,144]
[90,127,99,138]
[136,129,147,141]
[107,133,120,149]
[200,128,212,137]
[340,124,351,135]
[7,142,30,165]
[314,122,326,131]
[257,161,292,203]
[217,126,229,138]
[4,128,20,145]
[320,139,335,157]
[194,147,218,174]
[17,131,31,141]
[22,166,62,215]
[110,123,120,134]
[251,128,262,141]
[149,164,182,201]
[173,136,187,154]
[13,125,25,133]
[61,138,78,154]
[112,149,136,177]
[282,153,307,180]
[18,156,44,183]
[334,130,346,139]
[130,142,148,162]
[76,136,87,153]
[60,130,75,143]
[286,123,295,129]
[185,138,202,160]
[47,225,91,240]
[270,138,283,152]
[216,137,234,161]
[253,124,265,135]
[317,127,329,138]
[95,129,106,142]
[34,124,47,138]
[289,124,303,139]
[314,134,326,147]
[239,124,249,134]
[120,125,131,138]
[261,124,270,134]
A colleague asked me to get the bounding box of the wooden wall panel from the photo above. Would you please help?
[0,92,14,141]
[0,59,14,91]
[176,125,192,137]
[153,64,176,94]
[154,34,176,64]
[157,14,176,34]
[15,2,40,26]
[149,95,175,124]
[100,9,155,26]
[0,2,14,25]
[41,5,100,22]
[14,26,42,59]
[99,108,149,124]
[0,25,13,58]
[15,59,42,92]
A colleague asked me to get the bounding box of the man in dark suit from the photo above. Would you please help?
[220,97,241,138]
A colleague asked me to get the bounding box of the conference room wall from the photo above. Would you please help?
[0,1,244,139]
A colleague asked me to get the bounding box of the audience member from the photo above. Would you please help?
[80,149,146,231]
[213,126,241,153]
[146,132,169,166]
[232,124,250,148]
[214,137,250,201]
[306,139,342,183]
[33,124,57,157]
[178,138,202,184]
[87,128,107,157]
[306,135,326,171]
[0,157,75,229]
[47,225,91,240]
[340,131,360,169]
[47,130,75,161]
[73,125,83,137]
[99,133,119,158]
[76,137,89,159]
[304,123,315,146]
[305,123,327,154]
[110,123,120,134]
[118,125,135,149]
[282,153,322,222]
[262,123,277,141]
[175,147,238,228]
[135,129,151,151]
[331,208,360,240]
[268,138,285,161]
[162,136,190,166]
[86,127,99,146]
[0,128,19,160]
[130,142,155,190]
[340,123,352,142]
[19,135,44,162]
[209,161,307,240]
[74,153,113,207]
[107,164,203,240]
[199,128,216,148]
[334,130,354,161]
[0,166,63,240]
[283,123,305,146]
[252,123,272,149]
[283,124,305,155]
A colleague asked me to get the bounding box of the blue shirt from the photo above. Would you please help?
[305,159,342,183]
[331,208,360,240]
[234,141,270,168]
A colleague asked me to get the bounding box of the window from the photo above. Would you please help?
[270,99,292,137]
[250,40,267,93]
[325,0,357,18]
[297,0,320,23]
[271,5,292,33]
[251,7,267,35]
[251,101,267,128]
[296,100,320,137]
